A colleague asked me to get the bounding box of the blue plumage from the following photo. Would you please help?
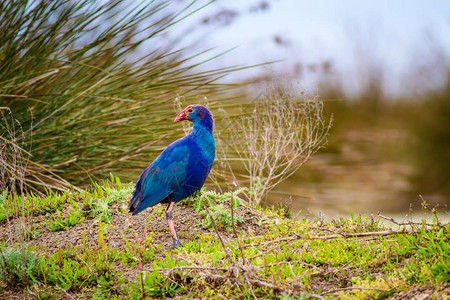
[128,105,215,248]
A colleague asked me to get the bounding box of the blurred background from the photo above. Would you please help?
[1,0,449,220]
[174,0,450,219]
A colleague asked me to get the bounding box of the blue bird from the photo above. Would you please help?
[128,105,215,249]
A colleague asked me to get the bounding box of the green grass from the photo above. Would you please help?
[0,177,448,299]
[0,175,133,227]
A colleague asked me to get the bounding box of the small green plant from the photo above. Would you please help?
[91,198,114,223]
[129,271,183,298]
[89,175,133,223]
[44,205,85,231]
[16,221,41,241]
[181,187,244,207]
[119,224,158,267]
[0,247,40,287]
[198,204,243,230]
[0,188,8,206]
[94,274,126,299]
[248,177,266,203]
[398,222,450,283]
[184,188,244,231]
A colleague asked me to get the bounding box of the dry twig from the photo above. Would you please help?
[219,85,332,205]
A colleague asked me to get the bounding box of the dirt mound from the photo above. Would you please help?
[1,199,265,253]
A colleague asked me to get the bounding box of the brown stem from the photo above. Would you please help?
[203,201,232,262]
[231,191,246,264]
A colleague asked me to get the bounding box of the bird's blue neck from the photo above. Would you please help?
[192,116,215,164]
[192,115,214,134]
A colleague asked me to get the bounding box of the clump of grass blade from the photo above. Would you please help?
[0,0,240,194]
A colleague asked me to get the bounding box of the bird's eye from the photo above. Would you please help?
[187,109,193,113]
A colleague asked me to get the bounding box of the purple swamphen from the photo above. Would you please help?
[128,105,215,249]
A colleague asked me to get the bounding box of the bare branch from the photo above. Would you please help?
[218,84,332,205]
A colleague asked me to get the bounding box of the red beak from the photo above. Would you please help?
[174,108,188,122]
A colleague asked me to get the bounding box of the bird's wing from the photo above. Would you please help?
[129,142,190,215]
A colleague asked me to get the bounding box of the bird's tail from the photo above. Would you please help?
[128,189,142,215]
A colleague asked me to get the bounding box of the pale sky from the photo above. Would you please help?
[170,0,450,97]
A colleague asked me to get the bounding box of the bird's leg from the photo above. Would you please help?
[166,201,182,249]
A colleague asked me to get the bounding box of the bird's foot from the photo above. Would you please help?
[167,237,182,250]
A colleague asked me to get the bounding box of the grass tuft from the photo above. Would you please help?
[0,0,241,193]
[0,248,40,287]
